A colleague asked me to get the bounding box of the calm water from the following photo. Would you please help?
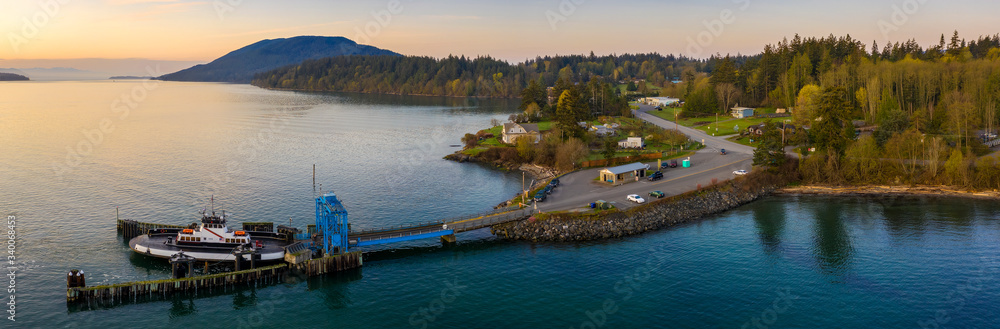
[2,82,1000,328]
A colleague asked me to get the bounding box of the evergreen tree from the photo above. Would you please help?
[555,90,584,137]
[812,87,854,157]
[752,120,786,170]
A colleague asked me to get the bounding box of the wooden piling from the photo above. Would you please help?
[116,219,186,241]
[67,264,288,305]
[291,251,362,277]
[241,222,274,232]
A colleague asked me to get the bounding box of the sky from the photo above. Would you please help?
[2,0,999,74]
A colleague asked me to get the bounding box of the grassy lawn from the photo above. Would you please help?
[617,82,662,94]
[694,116,772,136]
[649,110,780,137]
[461,146,489,156]
[729,136,757,147]
[648,107,682,121]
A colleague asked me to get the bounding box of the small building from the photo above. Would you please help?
[593,126,616,137]
[501,123,541,144]
[618,137,644,148]
[747,123,766,136]
[731,107,755,119]
[599,162,649,184]
[641,97,681,107]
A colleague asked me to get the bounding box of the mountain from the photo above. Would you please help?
[0,72,29,81]
[0,59,205,80]
[0,67,106,81]
[157,36,400,83]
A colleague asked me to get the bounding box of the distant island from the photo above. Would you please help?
[157,36,399,83]
[109,76,152,80]
[0,72,29,81]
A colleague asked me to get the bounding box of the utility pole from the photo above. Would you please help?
[674,110,679,131]
[782,119,789,145]
[522,172,526,205]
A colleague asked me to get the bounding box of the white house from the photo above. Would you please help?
[731,107,755,119]
[592,125,616,137]
[618,137,644,148]
[501,123,541,144]
[642,97,681,107]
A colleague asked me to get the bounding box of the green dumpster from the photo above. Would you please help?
[682,159,691,168]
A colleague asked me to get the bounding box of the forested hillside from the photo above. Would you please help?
[158,36,400,83]
[0,72,29,81]
[251,53,701,97]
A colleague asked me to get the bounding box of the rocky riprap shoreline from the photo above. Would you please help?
[490,179,780,242]
[775,185,1000,199]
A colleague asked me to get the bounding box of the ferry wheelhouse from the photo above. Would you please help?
[129,209,291,262]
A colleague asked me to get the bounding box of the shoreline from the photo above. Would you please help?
[491,177,782,242]
[489,181,1000,242]
[775,185,1000,199]
[251,85,519,99]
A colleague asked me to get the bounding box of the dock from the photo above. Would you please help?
[73,190,531,308]
[67,264,288,307]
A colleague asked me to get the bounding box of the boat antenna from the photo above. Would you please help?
[211,195,215,215]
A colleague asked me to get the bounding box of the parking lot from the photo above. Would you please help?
[536,148,751,212]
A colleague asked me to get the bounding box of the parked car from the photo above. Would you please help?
[544,185,554,194]
[669,160,678,168]
[626,194,645,204]
[720,148,727,155]
[534,191,547,202]
[549,178,560,187]
[649,191,665,198]
[647,171,664,181]
[733,169,749,176]
[661,162,670,169]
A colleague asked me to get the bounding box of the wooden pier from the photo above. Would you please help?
[116,219,188,241]
[241,221,274,232]
[67,264,287,306]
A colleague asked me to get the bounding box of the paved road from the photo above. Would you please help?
[537,105,753,212]
[633,105,754,155]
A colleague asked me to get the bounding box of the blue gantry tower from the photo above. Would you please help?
[315,192,349,255]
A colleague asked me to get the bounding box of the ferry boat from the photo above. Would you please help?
[129,208,292,262]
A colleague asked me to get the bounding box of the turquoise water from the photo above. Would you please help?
[2,82,999,328]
